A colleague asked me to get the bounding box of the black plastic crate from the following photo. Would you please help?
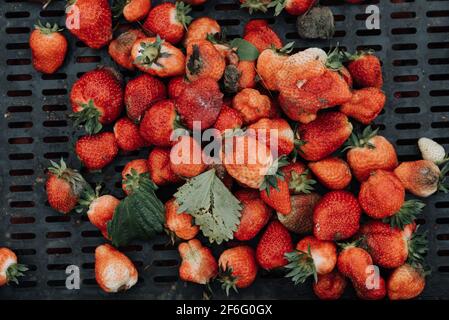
[1,0,449,299]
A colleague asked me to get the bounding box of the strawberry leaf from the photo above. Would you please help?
[229,38,259,61]
[174,169,242,244]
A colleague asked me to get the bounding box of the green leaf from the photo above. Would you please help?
[174,169,242,244]
[229,38,259,61]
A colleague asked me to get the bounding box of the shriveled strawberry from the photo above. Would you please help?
[394,160,443,197]
[46,159,86,214]
[387,264,426,300]
[170,135,207,178]
[340,87,386,124]
[75,132,119,171]
[218,246,258,294]
[260,177,291,214]
[148,148,182,186]
[121,159,149,194]
[184,17,221,47]
[108,29,146,70]
[234,198,271,241]
[233,88,271,125]
[0,248,27,287]
[346,127,398,182]
[175,77,223,130]
[296,111,353,161]
[346,51,383,88]
[313,271,347,300]
[240,0,272,14]
[123,0,151,22]
[70,67,123,135]
[256,221,293,270]
[213,104,244,135]
[237,61,257,89]
[143,2,192,45]
[257,43,293,91]
[66,0,112,49]
[178,239,218,284]
[139,100,178,147]
[278,193,320,234]
[248,118,294,156]
[313,191,361,241]
[125,74,166,122]
[30,21,67,74]
[113,117,146,152]
[186,40,225,82]
[131,36,185,77]
[95,244,138,293]
[309,157,352,190]
[165,198,199,241]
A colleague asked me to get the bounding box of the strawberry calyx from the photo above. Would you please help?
[438,161,449,193]
[284,245,318,285]
[76,183,102,213]
[175,1,193,30]
[111,0,131,19]
[6,263,28,285]
[326,46,345,71]
[344,49,375,62]
[34,20,63,35]
[343,126,379,151]
[267,0,287,16]
[135,35,171,69]
[71,99,103,135]
[48,159,87,197]
[123,169,158,195]
[259,156,289,196]
[289,169,316,194]
[383,199,426,230]
[241,0,269,14]
[407,229,428,268]
[272,41,295,55]
[217,265,239,296]
[337,237,365,250]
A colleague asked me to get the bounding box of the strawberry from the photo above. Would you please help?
[237,61,257,90]
[257,43,293,91]
[0,248,27,286]
[148,148,182,186]
[285,236,337,284]
[387,264,426,300]
[178,239,218,284]
[182,0,207,5]
[243,24,282,53]
[139,99,178,147]
[296,111,353,161]
[186,40,226,82]
[113,117,146,152]
[235,188,260,202]
[143,2,192,45]
[280,162,315,194]
[340,87,386,125]
[213,104,244,135]
[95,244,138,293]
[78,185,119,239]
[165,198,199,241]
[125,74,166,122]
[346,127,398,182]
[122,0,151,22]
[308,157,352,190]
[339,65,353,87]
[240,0,272,14]
[184,17,221,47]
[70,67,123,135]
[30,21,67,74]
[247,118,294,156]
[313,271,347,300]
[176,77,223,130]
[233,88,271,125]
[168,76,189,99]
[121,159,149,194]
[418,137,447,164]
[108,29,146,71]
[223,135,273,189]
[269,0,316,16]
[218,246,258,295]
[75,132,119,171]
[66,0,112,49]
[131,36,185,77]
[46,159,86,214]
[346,51,383,89]
[234,198,271,241]
[256,221,293,270]
[394,160,444,197]
[278,193,320,234]
[313,191,361,241]
[170,135,207,178]
[260,177,292,214]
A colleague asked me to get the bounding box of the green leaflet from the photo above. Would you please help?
[174,169,242,244]
[229,38,259,62]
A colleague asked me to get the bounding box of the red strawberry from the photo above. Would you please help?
[340,87,386,125]
[313,191,361,241]
[125,74,166,123]
[235,188,260,202]
[148,148,182,186]
[184,17,221,48]
[308,157,352,190]
[218,246,258,294]
[270,0,316,16]
[70,67,123,135]
[243,25,282,53]
[296,111,353,161]
[170,135,207,178]
[346,51,383,88]
[108,29,146,70]
[387,264,426,300]
[178,239,218,284]
[143,2,192,45]
[0,248,27,287]
[168,76,189,99]
[46,159,86,214]
[95,244,138,293]
[213,104,244,135]
[247,118,295,156]
[123,0,151,22]
[75,132,119,171]
[176,77,223,130]
[244,19,269,34]
[313,271,347,300]
[234,198,272,241]
[280,162,315,194]
[278,193,321,234]
[260,177,292,214]
[256,221,293,270]
[122,159,149,195]
[139,100,178,147]
[233,88,271,125]
[30,21,67,74]
[165,198,199,241]
[113,117,146,152]
[66,0,112,49]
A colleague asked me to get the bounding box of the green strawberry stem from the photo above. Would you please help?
[289,170,316,194]
[48,158,87,196]
[407,229,428,268]
[343,126,379,151]
[259,156,290,195]
[70,99,102,135]
[284,246,317,285]
[175,1,192,30]
[135,35,171,68]
[35,20,63,34]
[6,263,28,285]
[241,0,269,14]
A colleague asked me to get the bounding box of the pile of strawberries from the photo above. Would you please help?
[0,0,446,300]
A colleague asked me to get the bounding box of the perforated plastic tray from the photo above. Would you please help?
[1,0,449,300]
